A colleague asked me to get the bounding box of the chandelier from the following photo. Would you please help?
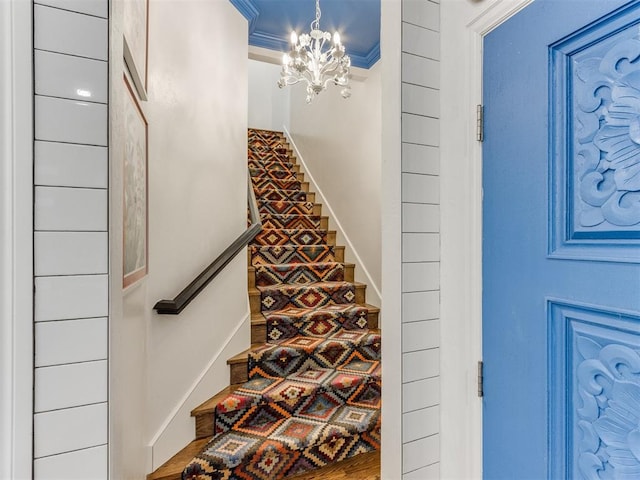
[277,0,351,103]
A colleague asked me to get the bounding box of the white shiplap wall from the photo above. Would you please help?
[33,1,109,478]
[401,1,441,478]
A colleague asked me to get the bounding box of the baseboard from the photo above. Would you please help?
[148,310,250,470]
[283,126,382,307]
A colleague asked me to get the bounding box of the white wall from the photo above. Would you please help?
[248,60,290,131]
[109,0,250,476]
[287,64,382,307]
[399,1,441,477]
[32,1,110,478]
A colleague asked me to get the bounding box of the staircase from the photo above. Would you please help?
[148,129,381,480]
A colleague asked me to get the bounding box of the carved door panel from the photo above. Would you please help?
[483,1,640,478]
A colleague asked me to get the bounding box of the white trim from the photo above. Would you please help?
[148,310,250,467]
[440,0,531,479]
[380,0,402,478]
[283,126,382,307]
[0,1,33,478]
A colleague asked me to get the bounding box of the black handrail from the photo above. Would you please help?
[153,174,262,315]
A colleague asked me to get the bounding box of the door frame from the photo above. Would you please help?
[0,0,34,478]
[440,0,531,478]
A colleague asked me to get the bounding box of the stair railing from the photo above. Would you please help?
[153,172,262,314]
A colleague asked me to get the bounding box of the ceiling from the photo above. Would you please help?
[230,0,381,69]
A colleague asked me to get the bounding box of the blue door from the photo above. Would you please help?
[483,1,640,478]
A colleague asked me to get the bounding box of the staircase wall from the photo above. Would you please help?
[287,64,382,307]
[109,1,250,477]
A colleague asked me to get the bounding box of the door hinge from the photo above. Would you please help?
[476,104,484,142]
[477,360,484,397]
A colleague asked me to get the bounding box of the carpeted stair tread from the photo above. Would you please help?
[214,361,381,432]
[252,228,331,246]
[258,200,315,216]
[250,245,337,265]
[257,281,358,312]
[252,188,308,203]
[263,303,370,341]
[247,331,381,379]
[260,213,322,230]
[253,262,346,286]
[182,403,380,480]
[249,167,297,181]
[249,159,296,170]
[251,176,301,191]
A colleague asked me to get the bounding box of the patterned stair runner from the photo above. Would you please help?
[182,129,381,480]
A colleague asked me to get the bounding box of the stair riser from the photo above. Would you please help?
[257,286,357,313]
[248,159,298,172]
[249,168,296,181]
[252,177,301,190]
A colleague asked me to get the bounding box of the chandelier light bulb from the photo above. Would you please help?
[277,0,351,103]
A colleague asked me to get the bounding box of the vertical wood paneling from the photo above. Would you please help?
[401,0,441,476]
[33,1,108,477]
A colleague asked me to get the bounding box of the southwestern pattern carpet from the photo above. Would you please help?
[182,129,381,480]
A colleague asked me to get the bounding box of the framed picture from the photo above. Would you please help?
[123,74,148,288]
[123,0,148,100]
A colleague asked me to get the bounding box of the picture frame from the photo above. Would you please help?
[122,74,149,288]
[123,0,149,100]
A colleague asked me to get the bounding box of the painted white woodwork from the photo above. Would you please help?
[34,4,107,60]
[402,54,440,89]
[31,0,110,476]
[402,233,440,262]
[35,96,107,146]
[403,204,439,232]
[380,1,404,477]
[403,348,440,383]
[440,0,532,478]
[402,113,439,146]
[34,445,108,480]
[34,402,107,458]
[403,463,440,479]
[403,0,440,32]
[35,141,108,188]
[403,405,440,443]
[402,262,439,292]
[35,232,108,276]
[402,173,439,203]
[402,319,440,352]
[34,0,108,19]
[402,83,439,117]
[0,0,34,476]
[403,434,440,473]
[35,318,108,367]
[34,274,108,321]
[400,1,441,475]
[35,360,108,412]
[402,23,440,60]
[403,377,440,412]
[403,290,440,322]
[35,187,107,232]
[35,50,108,103]
[402,143,439,174]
